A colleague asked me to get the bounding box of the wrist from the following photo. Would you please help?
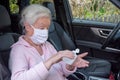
[66,64,75,71]
[44,59,53,70]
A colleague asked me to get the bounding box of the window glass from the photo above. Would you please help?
[9,0,19,14]
[69,0,120,23]
[9,0,53,14]
[30,0,55,18]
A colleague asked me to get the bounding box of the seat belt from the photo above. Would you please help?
[58,6,71,36]
[58,6,75,44]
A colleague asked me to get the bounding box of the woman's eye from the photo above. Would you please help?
[40,28,45,30]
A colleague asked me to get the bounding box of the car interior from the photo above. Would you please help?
[0,0,120,80]
[43,1,111,79]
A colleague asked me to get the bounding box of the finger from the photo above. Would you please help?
[83,60,89,64]
[72,59,89,67]
[74,58,89,65]
[78,52,88,58]
[77,62,89,68]
[79,64,89,68]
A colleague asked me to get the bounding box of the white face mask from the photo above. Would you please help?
[30,25,48,44]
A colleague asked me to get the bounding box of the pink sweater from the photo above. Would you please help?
[9,36,76,80]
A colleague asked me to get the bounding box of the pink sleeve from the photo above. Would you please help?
[47,42,77,77]
[60,62,77,77]
[9,46,49,80]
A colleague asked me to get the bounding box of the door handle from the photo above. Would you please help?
[99,29,112,36]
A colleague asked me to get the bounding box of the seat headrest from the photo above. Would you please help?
[49,22,55,33]
[43,2,56,19]
[0,5,11,29]
[0,33,15,51]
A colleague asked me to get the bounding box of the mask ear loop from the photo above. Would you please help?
[30,25,35,29]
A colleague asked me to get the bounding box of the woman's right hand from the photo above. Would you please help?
[44,50,74,70]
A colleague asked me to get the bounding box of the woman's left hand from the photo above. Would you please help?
[72,52,89,68]
[66,52,89,71]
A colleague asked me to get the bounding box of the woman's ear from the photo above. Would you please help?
[24,22,29,29]
[24,22,34,36]
[24,22,32,32]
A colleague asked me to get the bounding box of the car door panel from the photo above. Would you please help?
[72,20,116,43]
[91,28,112,38]
[59,0,120,77]
[72,19,120,62]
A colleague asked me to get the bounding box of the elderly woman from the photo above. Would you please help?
[9,4,89,80]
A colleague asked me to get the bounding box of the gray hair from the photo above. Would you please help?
[20,4,51,27]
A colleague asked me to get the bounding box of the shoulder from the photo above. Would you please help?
[11,43,27,51]
[10,42,30,57]
[11,36,32,54]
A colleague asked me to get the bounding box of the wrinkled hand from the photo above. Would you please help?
[50,50,74,64]
[72,52,89,68]
[44,50,74,70]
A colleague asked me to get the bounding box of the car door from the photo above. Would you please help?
[54,0,120,72]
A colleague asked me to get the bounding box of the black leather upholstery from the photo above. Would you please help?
[0,55,11,80]
[49,22,76,51]
[0,33,20,67]
[0,5,20,80]
[0,5,11,27]
[43,2,111,78]
[43,2,56,20]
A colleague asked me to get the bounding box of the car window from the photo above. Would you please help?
[9,0,53,14]
[9,0,19,14]
[68,0,120,23]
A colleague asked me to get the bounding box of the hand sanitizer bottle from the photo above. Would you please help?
[62,48,80,65]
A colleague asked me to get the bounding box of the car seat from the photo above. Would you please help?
[0,5,20,80]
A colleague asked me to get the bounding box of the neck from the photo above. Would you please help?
[23,35,43,55]
[23,35,39,47]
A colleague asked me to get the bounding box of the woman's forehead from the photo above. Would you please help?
[33,17,51,28]
[36,17,51,24]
